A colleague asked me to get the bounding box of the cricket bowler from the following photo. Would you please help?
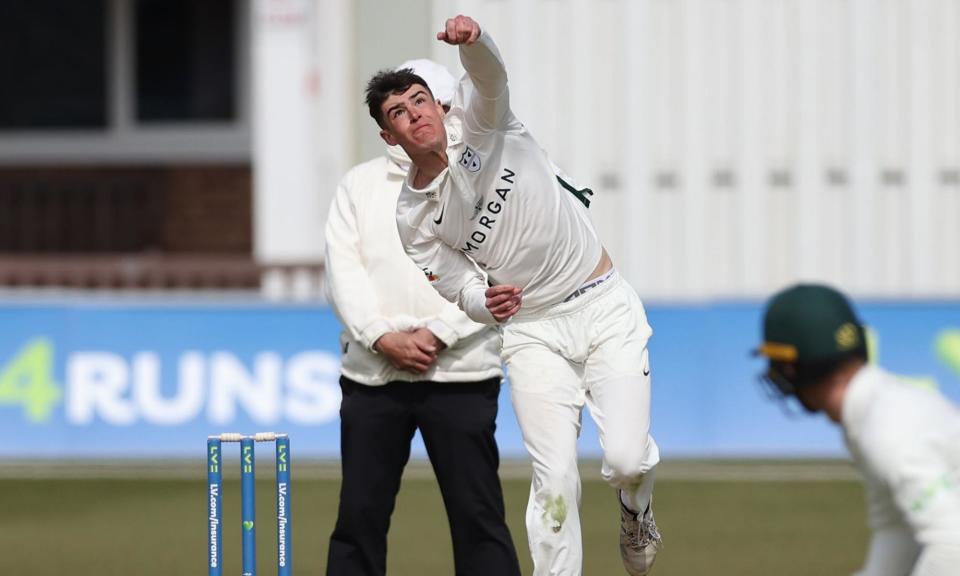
[325,58,521,576]
[364,14,662,576]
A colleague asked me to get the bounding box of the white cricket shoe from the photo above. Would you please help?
[619,495,662,576]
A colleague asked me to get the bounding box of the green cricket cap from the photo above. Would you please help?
[757,284,866,364]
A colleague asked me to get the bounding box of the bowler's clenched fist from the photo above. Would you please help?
[485,284,522,323]
[437,15,481,46]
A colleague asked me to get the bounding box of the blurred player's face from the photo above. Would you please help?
[379,84,447,156]
[794,378,831,416]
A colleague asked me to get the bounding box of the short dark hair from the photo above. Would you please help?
[365,68,433,128]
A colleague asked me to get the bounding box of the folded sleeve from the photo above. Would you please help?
[426,299,491,348]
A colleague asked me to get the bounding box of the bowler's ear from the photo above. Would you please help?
[379,128,398,147]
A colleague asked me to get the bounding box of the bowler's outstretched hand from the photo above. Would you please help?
[486,285,522,323]
[437,15,481,45]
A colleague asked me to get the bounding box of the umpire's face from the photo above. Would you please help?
[379,84,447,157]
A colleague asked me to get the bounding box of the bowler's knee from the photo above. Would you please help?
[604,442,655,482]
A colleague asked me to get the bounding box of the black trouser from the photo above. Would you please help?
[326,376,521,576]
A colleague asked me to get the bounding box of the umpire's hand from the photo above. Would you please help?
[374,331,438,374]
[437,14,481,45]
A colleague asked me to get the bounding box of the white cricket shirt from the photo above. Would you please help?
[395,31,603,325]
[842,366,960,576]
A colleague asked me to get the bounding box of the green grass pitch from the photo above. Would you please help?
[0,461,868,575]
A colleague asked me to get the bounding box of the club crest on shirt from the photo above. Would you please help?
[459,146,482,172]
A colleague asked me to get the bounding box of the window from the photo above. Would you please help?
[0,0,248,161]
[135,0,237,123]
[0,0,108,130]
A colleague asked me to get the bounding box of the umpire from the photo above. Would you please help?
[323,59,521,576]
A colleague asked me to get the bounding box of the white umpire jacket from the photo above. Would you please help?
[324,146,503,386]
[844,366,960,576]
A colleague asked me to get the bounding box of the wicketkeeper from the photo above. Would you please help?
[756,284,960,576]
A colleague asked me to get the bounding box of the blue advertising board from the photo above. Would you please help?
[1,299,958,458]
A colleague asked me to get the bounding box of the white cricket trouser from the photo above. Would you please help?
[501,270,660,576]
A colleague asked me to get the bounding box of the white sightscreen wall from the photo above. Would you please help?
[253,0,352,267]
[428,0,960,300]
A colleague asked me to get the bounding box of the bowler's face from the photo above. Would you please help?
[379,84,446,156]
